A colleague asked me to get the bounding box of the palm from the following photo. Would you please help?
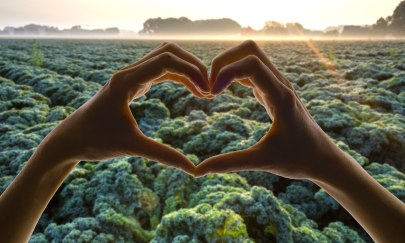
[43,42,210,175]
[253,106,328,179]
[195,40,339,180]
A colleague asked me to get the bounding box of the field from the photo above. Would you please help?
[0,39,404,242]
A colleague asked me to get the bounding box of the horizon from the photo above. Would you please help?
[0,0,401,32]
[1,34,404,41]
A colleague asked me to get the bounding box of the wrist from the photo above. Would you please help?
[0,134,79,243]
[308,142,358,185]
[31,136,79,187]
[308,144,405,243]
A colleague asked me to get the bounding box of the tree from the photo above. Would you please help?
[373,17,388,35]
[285,22,307,35]
[391,0,405,35]
[138,17,241,36]
[261,21,288,35]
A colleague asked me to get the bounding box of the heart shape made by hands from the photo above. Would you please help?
[127,40,331,181]
[65,40,335,182]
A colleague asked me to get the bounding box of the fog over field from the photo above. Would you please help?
[1,0,404,40]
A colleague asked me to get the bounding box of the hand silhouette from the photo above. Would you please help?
[40,42,210,175]
[195,40,405,243]
[195,40,339,180]
[0,42,209,243]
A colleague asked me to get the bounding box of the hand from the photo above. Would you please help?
[195,41,405,243]
[195,40,343,180]
[0,42,211,243]
[37,42,210,175]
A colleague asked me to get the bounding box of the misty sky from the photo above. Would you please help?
[0,0,400,31]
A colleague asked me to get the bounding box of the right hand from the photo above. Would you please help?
[196,40,344,180]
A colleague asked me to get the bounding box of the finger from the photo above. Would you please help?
[154,73,206,98]
[122,42,209,92]
[133,135,196,175]
[136,51,208,91]
[210,40,294,91]
[212,55,295,108]
[238,78,255,88]
[133,70,208,99]
[195,148,262,177]
[114,52,208,101]
[233,78,266,107]
[252,88,266,106]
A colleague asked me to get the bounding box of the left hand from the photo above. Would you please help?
[38,42,209,175]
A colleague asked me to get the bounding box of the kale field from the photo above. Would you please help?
[0,39,404,242]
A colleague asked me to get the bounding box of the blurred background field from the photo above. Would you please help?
[0,39,404,242]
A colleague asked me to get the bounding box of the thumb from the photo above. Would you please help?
[195,148,260,177]
[131,135,196,176]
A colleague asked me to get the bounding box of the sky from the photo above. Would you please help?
[0,0,401,31]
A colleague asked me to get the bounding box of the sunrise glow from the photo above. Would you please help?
[0,0,400,32]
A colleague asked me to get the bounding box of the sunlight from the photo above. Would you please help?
[0,0,400,31]
[305,39,342,80]
[0,0,404,242]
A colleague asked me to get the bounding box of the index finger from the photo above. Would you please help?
[122,42,209,92]
[113,52,207,102]
[210,40,294,91]
[212,55,296,109]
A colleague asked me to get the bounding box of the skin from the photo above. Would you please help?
[0,40,404,243]
[0,42,207,242]
[195,40,405,243]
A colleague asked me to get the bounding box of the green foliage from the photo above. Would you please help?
[30,40,43,67]
[130,98,170,136]
[365,163,405,201]
[0,40,403,242]
[153,204,252,242]
[391,0,405,33]
[390,48,398,57]
[278,181,340,221]
[153,109,268,160]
